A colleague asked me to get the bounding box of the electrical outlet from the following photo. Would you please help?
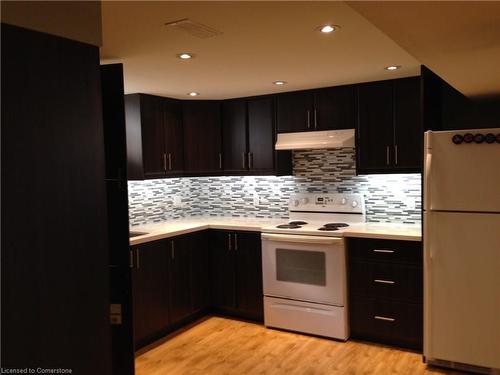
[253,193,260,206]
[173,195,183,208]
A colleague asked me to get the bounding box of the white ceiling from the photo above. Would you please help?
[347,1,500,99]
[100,1,420,99]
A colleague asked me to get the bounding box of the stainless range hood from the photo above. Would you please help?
[275,129,355,150]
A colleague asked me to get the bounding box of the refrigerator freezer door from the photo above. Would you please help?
[424,211,500,369]
[424,129,500,212]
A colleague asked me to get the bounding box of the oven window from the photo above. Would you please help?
[276,248,326,286]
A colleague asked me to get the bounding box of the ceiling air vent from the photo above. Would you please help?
[164,18,223,39]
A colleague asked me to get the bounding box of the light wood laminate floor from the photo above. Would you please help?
[136,316,459,375]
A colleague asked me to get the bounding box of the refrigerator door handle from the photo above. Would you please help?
[424,149,432,211]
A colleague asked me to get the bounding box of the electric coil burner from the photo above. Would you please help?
[318,223,350,231]
[276,224,301,229]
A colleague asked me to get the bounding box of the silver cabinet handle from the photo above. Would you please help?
[234,233,238,251]
[228,233,232,251]
[129,250,134,268]
[374,315,396,322]
[248,152,253,169]
[306,110,311,129]
[136,249,140,269]
[163,153,167,171]
[374,279,396,284]
[168,153,172,170]
[386,146,390,165]
[394,145,398,165]
[219,153,222,169]
[373,249,395,254]
[242,152,246,169]
[314,108,318,129]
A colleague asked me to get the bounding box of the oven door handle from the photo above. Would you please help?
[261,233,343,245]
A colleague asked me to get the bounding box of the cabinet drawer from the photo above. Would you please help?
[350,297,422,350]
[348,238,422,265]
[349,261,422,303]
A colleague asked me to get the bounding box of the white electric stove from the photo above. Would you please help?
[261,193,365,340]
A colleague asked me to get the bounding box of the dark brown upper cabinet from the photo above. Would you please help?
[182,100,222,175]
[276,85,356,133]
[125,94,183,180]
[276,91,314,132]
[393,77,422,171]
[221,99,247,173]
[313,85,356,130]
[356,77,421,174]
[163,99,184,176]
[221,96,292,176]
[247,97,284,174]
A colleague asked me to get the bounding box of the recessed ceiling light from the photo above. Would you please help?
[177,53,193,60]
[385,65,401,71]
[318,24,338,33]
[273,81,287,86]
[188,92,199,97]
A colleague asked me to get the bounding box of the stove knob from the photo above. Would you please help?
[291,199,300,207]
[463,133,474,143]
[341,198,347,205]
[452,134,463,144]
[485,133,495,144]
[474,133,485,144]
[352,200,358,208]
[301,198,309,204]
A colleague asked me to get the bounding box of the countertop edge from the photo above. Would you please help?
[129,221,421,246]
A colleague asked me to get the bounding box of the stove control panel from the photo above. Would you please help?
[289,193,365,214]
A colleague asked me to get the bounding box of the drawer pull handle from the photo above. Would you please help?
[374,315,396,322]
[374,279,395,285]
[373,249,395,254]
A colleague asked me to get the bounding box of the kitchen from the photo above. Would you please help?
[2,2,499,375]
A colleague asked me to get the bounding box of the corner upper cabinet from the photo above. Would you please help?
[182,101,223,175]
[124,94,183,179]
[356,77,421,174]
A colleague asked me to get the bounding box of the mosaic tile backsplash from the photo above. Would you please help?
[128,148,422,226]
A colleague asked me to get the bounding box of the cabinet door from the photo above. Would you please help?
[209,231,236,310]
[140,95,166,179]
[276,91,314,133]
[183,101,222,174]
[163,98,184,176]
[393,77,422,171]
[356,81,394,173]
[190,231,210,313]
[314,85,355,130]
[132,241,169,349]
[234,232,264,321]
[168,236,192,325]
[222,99,248,173]
[248,97,275,172]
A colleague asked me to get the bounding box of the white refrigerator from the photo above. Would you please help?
[424,128,500,373]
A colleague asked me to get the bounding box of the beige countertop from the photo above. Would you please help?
[129,217,421,246]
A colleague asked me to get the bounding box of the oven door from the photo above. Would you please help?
[261,233,346,306]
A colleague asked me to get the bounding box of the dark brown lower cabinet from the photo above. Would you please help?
[132,232,210,350]
[168,236,192,325]
[132,230,264,350]
[132,240,170,349]
[209,230,264,321]
[235,232,264,321]
[348,238,423,351]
